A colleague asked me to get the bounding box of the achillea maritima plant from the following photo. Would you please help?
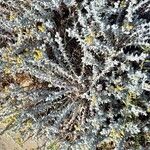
[0,0,150,149]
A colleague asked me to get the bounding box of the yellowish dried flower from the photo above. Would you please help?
[91,95,97,106]
[84,33,95,45]
[37,23,46,32]
[109,128,124,139]
[123,23,134,31]
[115,85,125,91]
[33,49,43,61]
[9,12,16,21]
[16,56,23,64]
[4,67,11,74]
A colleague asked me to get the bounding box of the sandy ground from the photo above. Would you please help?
[0,133,22,150]
[0,133,41,150]
[0,118,49,150]
[0,124,46,150]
